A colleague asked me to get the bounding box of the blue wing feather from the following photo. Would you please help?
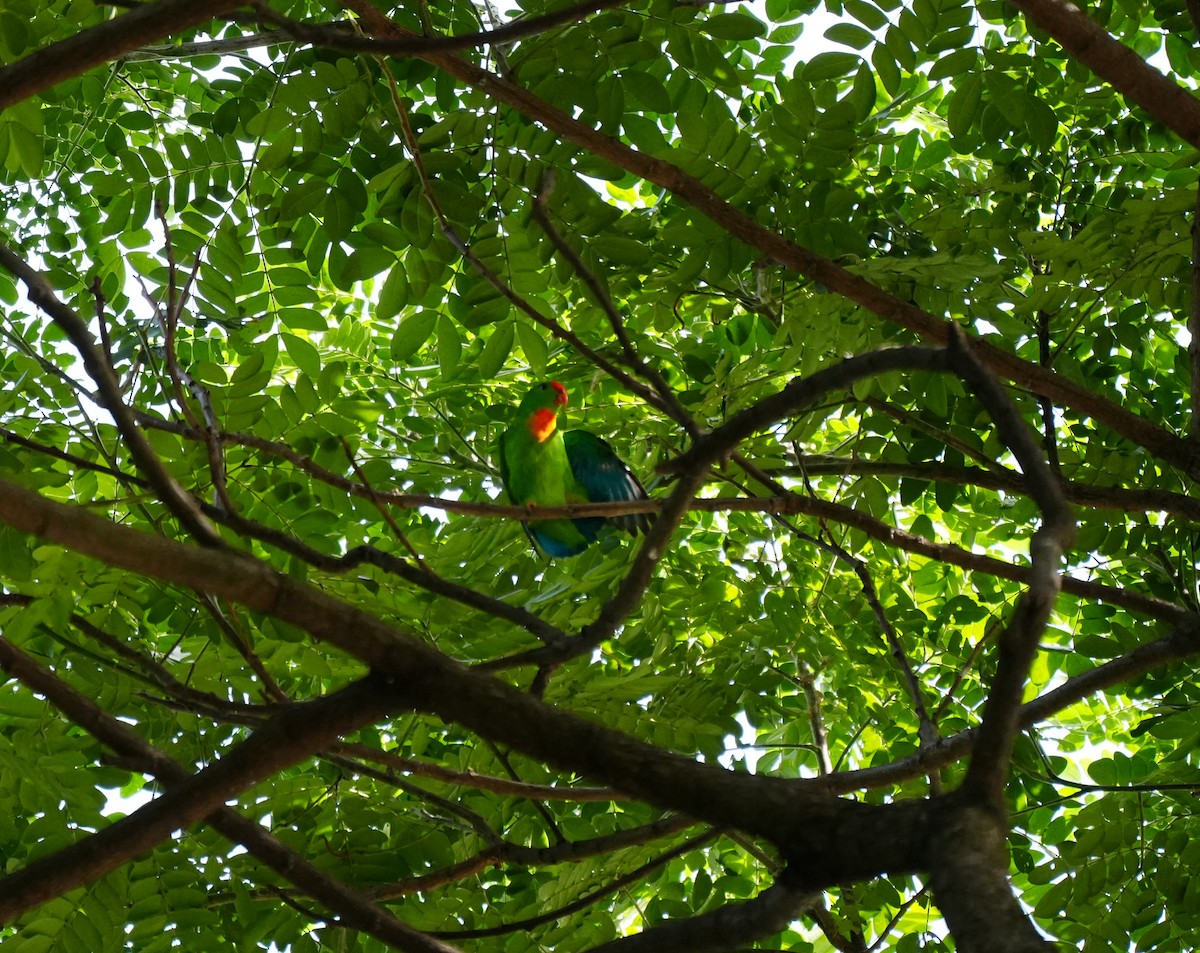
[563,430,652,537]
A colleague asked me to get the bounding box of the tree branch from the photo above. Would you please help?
[1191,178,1200,440]
[370,814,694,900]
[251,0,631,58]
[587,878,816,953]
[946,327,1075,806]
[661,347,952,475]
[0,651,459,951]
[0,476,933,884]
[0,0,245,110]
[1007,0,1200,148]
[927,799,1057,952]
[434,829,722,939]
[0,238,220,545]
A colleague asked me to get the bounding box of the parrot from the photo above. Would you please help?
[497,381,652,557]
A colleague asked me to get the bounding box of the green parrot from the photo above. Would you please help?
[497,381,652,556]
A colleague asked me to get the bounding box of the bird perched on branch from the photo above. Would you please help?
[497,381,652,557]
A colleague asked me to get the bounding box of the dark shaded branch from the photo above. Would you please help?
[434,829,721,939]
[0,671,397,920]
[333,738,624,802]
[1191,179,1200,439]
[198,592,289,701]
[0,426,142,485]
[792,663,832,776]
[253,0,630,58]
[866,885,930,953]
[1035,309,1061,473]
[0,477,933,883]
[15,596,610,805]
[662,348,952,475]
[123,27,298,60]
[0,647,459,951]
[927,800,1057,952]
[587,878,817,953]
[0,0,245,110]
[370,814,695,900]
[947,327,1075,807]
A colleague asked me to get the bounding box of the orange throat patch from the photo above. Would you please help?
[529,408,557,442]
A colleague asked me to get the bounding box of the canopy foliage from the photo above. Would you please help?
[1,0,1199,951]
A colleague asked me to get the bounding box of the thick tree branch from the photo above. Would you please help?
[927,800,1057,952]
[0,0,245,110]
[1007,0,1200,148]
[947,328,1075,806]
[1191,179,1200,440]
[0,476,932,883]
[0,654,460,951]
[587,879,816,953]
[662,347,952,475]
[252,0,630,58]
[353,22,1200,480]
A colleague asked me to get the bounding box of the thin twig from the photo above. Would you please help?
[740,452,941,772]
[0,238,221,545]
[531,175,697,437]
[432,829,721,940]
[340,436,426,564]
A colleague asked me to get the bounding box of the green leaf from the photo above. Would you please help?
[391,308,438,362]
[378,263,410,321]
[282,333,321,379]
[947,72,983,139]
[824,23,876,50]
[477,321,515,381]
[515,321,548,375]
[436,313,462,378]
[928,47,979,82]
[702,12,767,41]
[804,51,862,81]
[622,70,672,114]
[844,0,890,30]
